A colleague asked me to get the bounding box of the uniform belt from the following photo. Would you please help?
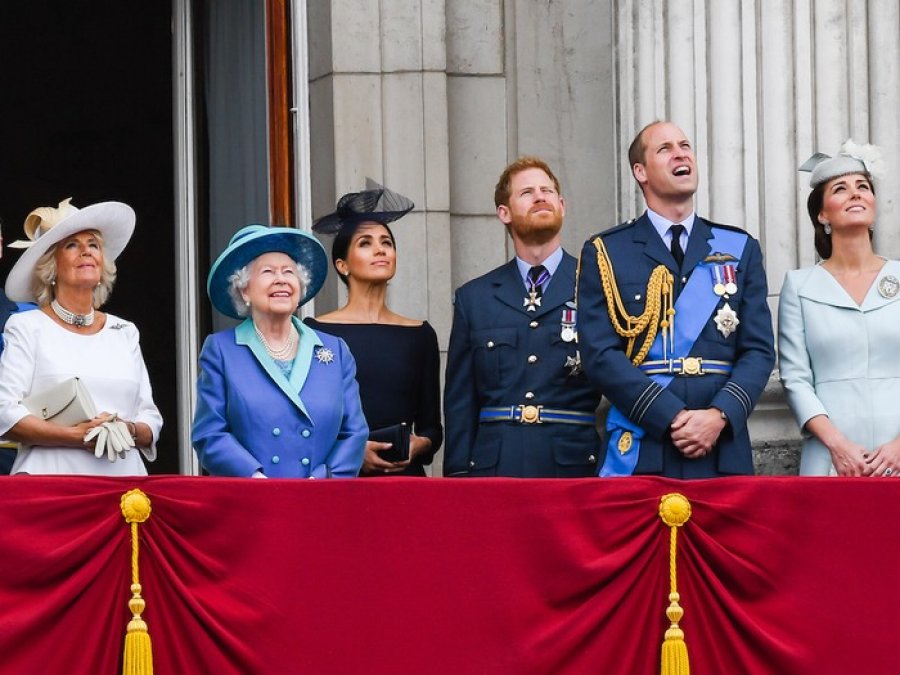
[638,357,733,376]
[479,406,596,426]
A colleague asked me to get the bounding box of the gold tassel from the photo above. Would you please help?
[121,489,154,675]
[659,493,692,675]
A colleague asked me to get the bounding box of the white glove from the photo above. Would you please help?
[85,418,135,462]
[85,424,110,460]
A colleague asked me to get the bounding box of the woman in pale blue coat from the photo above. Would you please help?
[192,225,367,478]
[779,140,900,477]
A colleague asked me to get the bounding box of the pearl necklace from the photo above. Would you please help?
[51,299,95,327]
[255,323,298,360]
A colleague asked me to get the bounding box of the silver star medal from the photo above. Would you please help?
[524,290,542,312]
[714,303,740,338]
[315,347,335,364]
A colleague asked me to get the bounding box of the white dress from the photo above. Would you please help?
[0,310,162,475]
[778,260,900,475]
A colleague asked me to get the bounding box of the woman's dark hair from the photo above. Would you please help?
[806,173,875,260]
[332,221,396,285]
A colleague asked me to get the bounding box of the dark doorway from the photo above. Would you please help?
[0,2,179,473]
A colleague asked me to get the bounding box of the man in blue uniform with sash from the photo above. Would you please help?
[577,121,775,478]
[444,157,602,477]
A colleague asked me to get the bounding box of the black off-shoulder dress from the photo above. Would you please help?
[304,319,443,476]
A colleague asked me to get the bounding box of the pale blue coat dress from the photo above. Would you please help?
[778,260,900,475]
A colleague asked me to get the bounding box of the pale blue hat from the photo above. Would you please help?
[800,139,885,188]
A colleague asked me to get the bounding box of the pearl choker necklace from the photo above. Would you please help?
[51,299,95,328]
[255,323,298,360]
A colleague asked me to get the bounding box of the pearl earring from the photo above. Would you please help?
[823,223,832,235]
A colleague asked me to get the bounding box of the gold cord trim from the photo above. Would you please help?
[121,489,154,675]
[592,236,674,365]
[659,493,692,675]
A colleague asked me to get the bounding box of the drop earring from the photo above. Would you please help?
[822,222,832,235]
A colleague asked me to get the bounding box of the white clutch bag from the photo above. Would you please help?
[22,377,98,427]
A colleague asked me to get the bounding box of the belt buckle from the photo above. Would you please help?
[680,357,702,376]
[517,404,543,424]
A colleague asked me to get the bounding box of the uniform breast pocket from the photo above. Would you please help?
[619,282,651,317]
[472,327,517,390]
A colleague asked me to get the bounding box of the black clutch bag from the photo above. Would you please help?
[368,423,410,463]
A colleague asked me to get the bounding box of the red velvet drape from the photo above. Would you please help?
[0,476,895,674]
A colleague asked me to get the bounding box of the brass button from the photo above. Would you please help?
[487,341,495,349]
[524,392,535,400]
[529,321,539,329]
[527,354,538,364]
[588,455,596,463]
[469,460,476,468]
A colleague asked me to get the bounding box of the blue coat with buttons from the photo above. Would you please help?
[443,252,602,477]
[192,316,367,478]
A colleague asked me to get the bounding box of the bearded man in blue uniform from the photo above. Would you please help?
[443,157,602,477]
[577,121,775,478]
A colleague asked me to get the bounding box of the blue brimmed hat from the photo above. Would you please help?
[207,224,328,319]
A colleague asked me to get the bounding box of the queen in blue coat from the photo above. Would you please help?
[192,224,367,478]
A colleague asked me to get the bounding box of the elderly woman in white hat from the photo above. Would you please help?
[779,140,900,477]
[0,199,162,475]
[191,224,367,478]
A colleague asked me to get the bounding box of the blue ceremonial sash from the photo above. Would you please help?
[599,227,748,476]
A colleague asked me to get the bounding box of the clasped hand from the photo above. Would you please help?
[670,408,726,458]
[83,413,135,462]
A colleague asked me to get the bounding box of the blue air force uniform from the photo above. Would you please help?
[576,214,775,478]
[443,250,602,477]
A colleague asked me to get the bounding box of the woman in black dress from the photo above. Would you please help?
[307,184,442,476]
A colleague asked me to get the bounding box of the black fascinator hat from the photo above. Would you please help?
[313,180,414,284]
[312,180,414,235]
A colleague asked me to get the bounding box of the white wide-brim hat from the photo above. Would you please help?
[4,199,135,302]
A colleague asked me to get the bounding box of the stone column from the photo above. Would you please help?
[306,0,451,335]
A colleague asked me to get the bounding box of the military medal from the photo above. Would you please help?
[565,351,582,376]
[714,302,740,338]
[878,275,899,299]
[524,266,550,312]
[560,307,576,342]
[723,265,738,296]
[523,290,542,312]
[710,266,726,296]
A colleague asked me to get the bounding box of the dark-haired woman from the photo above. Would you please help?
[307,185,442,476]
[779,140,900,477]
